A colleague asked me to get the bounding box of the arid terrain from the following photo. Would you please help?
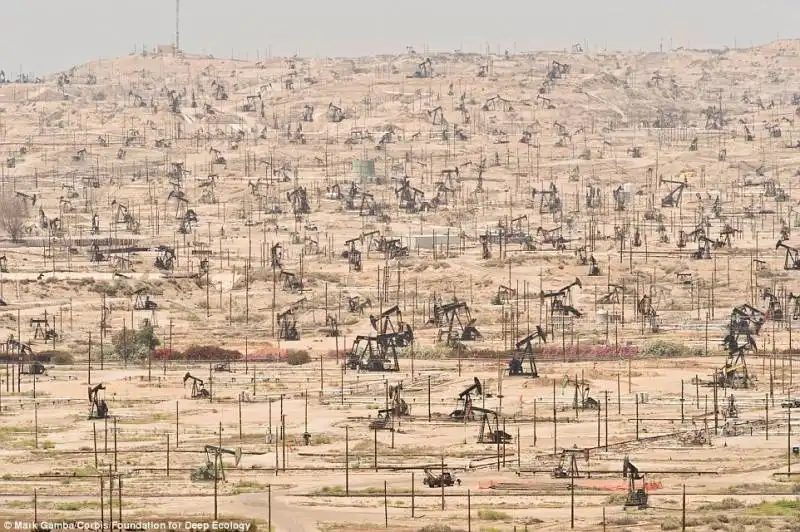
[2,40,800,531]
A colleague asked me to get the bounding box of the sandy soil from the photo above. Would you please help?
[2,41,800,531]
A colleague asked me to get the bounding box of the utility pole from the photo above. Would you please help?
[175,0,180,54]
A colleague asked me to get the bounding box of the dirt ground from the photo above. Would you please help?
[2,40,800,531]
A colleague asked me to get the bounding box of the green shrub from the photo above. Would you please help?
[748,499,800,516]
[182,345,242,361]
[643,340,692,358]
[286,349,311,366]
[112,324,159,362]
[312,434,332,445]
[478,509,510,521]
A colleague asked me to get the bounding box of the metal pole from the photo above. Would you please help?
[411,472,415,518]
[108,466,113,532]
[113,417,118,471]
[440,455,445,510]
[682,484,686,531]
[213,447,218,519]
[118,477,122,522]
[100,475,104,529]
[93,422,98,468]
[696,375,700,409]
[428,375,431,422]
[468,489,472,532]
[553,379,557,454]
[570,465,575,529]
[597,399,601,447]
[604,391,608,450]
[281,414,286,471]
[711,377,719,438]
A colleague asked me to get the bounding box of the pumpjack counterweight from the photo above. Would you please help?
[88,383,109,419]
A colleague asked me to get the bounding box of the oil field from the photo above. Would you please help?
[2,38,800,531]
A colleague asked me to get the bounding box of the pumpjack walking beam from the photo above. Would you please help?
[660,177,687,208]
[552,448,588,478]
[191,445,242,481]
[472,406,512,443]
[183,372,210,399]
[562,375,599,409]
[370,305,413,346]
[777,240,800,270]
[88,383,109,419]
[346,334,401,372]
[449,377,483,420]
[508,326,546,377]
[711,304,762,389]
[277,308,300,341]
[623,456,649,509]
[436,301,482,346]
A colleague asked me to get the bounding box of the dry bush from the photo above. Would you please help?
[606,515,639,526]
[699,497,744,511]
[0,194,29,241]
[660,517,680,530]
[151,348,180,360]
[39,350,74,364]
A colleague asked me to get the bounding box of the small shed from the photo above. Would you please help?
[352,159,375,180]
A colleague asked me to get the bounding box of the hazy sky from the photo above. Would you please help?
[4,0,798,76]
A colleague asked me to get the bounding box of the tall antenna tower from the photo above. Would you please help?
[175,0,180,54]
